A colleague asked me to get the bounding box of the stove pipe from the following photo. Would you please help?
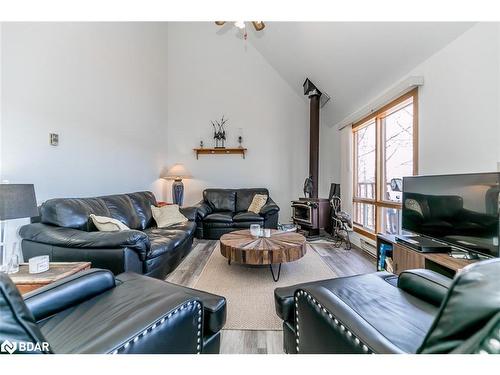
[303,78,322,199]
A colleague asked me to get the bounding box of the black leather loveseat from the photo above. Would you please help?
[19,191,196,279]
[195,188,280,239]
[0,268,226,353]
[275,259,500,354]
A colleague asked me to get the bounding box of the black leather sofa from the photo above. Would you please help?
[0,268,226,354]
[19,191,197,279]
[275,259,500,354]
[195,188,280,239]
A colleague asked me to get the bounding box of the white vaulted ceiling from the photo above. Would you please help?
[248,22,475,125]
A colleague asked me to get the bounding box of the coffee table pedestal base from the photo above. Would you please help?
[269,263,282,282]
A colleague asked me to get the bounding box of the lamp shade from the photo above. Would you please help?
[163,164,191,180]
[0,184,38,220]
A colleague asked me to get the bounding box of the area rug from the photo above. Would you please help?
[193,243,336,330]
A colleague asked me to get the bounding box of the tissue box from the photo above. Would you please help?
[29,255,50,274]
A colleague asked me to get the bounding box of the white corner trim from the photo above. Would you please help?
[335,76,424,131]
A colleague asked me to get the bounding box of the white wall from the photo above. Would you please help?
[0,22,27,260]
[339,22,500,248]
[6,21,494,245]
[319,102,341,198]
[498,23,500,168]
[0,21,310,257]
[166,23,308,221]
[413,23,500,175]
[1,23,170,202]
[0,23,2,180]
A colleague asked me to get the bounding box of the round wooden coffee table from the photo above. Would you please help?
[220,229,307,282]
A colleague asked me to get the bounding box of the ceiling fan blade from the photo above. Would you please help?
[252,21,265,31]
[215,21,226,26]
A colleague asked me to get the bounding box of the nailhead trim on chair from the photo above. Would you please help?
[111,301,203,354]
[476,337,500,354]
[294,290,372,354]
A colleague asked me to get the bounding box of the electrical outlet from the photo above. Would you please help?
[49,133,59,146]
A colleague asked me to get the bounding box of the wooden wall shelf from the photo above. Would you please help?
[194,148,247,159]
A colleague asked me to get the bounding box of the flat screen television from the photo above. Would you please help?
[402,172,500,258]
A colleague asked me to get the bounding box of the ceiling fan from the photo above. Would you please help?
[215,21,266,39]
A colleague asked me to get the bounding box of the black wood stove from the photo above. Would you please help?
[291,79,331,237]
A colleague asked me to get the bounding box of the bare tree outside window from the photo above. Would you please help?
[352,90,417,236]
[383,103,414,203]
[353,121,376,230]
[356,121,376,199]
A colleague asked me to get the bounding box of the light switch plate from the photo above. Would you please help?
[49,133,59,146]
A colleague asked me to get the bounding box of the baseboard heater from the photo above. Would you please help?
[360,238,377,257]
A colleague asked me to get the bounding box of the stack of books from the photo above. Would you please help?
[385,258,394,273]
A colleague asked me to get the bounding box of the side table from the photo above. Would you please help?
[7,261,91,294]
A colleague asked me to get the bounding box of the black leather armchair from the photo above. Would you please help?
[195,188,280,239]
[275,258,500,354]
[0,269,226,354]
[19,192,197,279]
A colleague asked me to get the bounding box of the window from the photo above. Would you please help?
[352,89,418,238]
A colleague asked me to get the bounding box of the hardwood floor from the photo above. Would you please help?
[166,237,376,354]
[220,329,283,354]
[166,240,218,286]
[308,239,375,277]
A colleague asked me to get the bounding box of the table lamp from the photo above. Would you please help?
[162,164,191,206]
[0,184,38,273]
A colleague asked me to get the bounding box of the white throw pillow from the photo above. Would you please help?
[90,214,130,232]
[151,204,188,228]
[248,194,268,214]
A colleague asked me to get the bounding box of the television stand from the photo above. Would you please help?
[376,233,478,278]
[396,235,451,253]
